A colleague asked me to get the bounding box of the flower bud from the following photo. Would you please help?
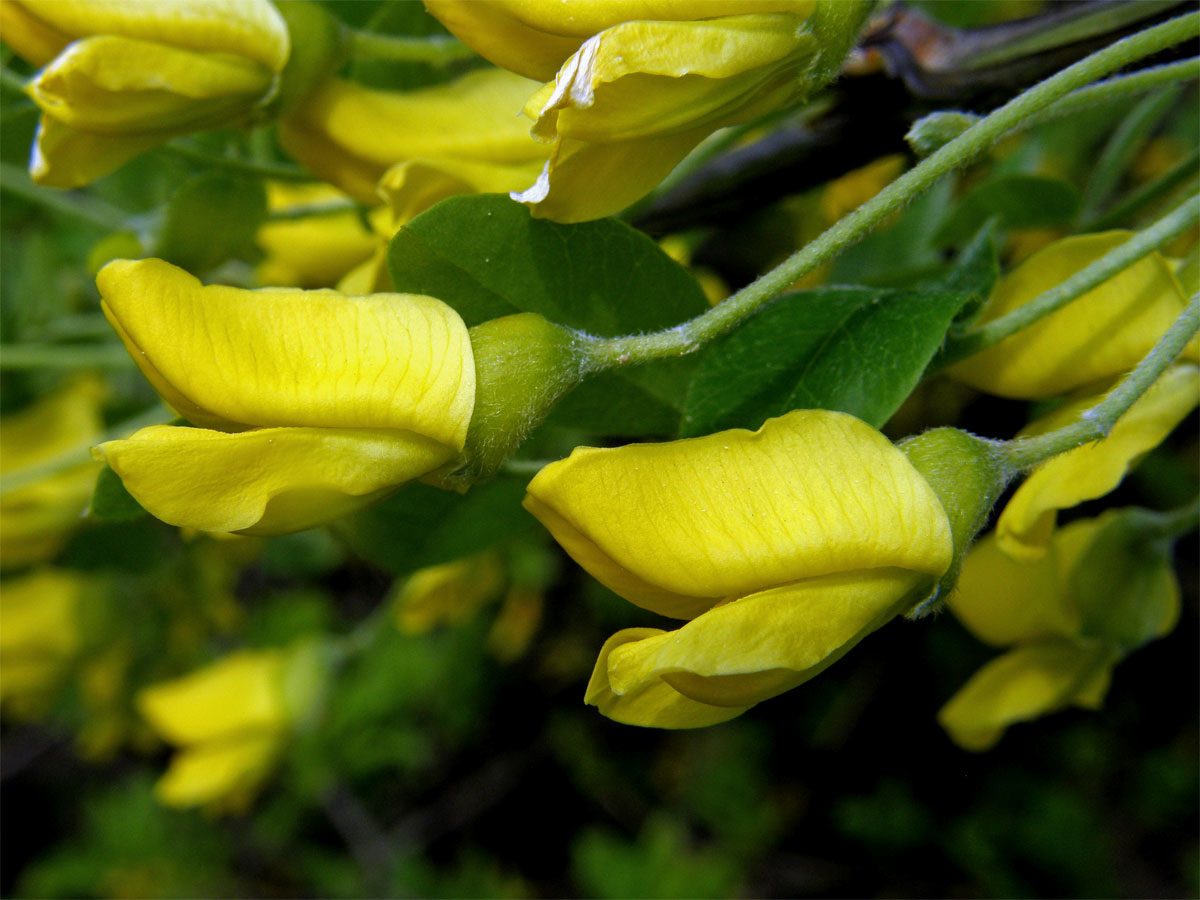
[272,0,348,114]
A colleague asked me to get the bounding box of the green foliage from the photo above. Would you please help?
[932,174,1080,246]
[155,172,267,273]
[88,464,147,522]
[681,285,971,435]
[388,194,707,435]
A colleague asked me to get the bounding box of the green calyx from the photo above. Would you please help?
[273,1,350,115]
[900,427,1012,616]
[435,313,587,489]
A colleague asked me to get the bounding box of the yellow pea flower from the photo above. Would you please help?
[2,0,289,188]
[487,585,545,663]
[91,258,475,535]
[996,365,1200,561]
[137,648,292,810]
[391,551,506,635]
[427,0,868,222]
[0,569,84,717]
[948,232,1194,399]
[278,68,550,209]
[940,515,1179,751]
[254,183,377,289]
[524,410,953,728]
[1,378,104,569]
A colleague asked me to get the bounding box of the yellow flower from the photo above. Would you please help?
[427,0,869,222]
[524,410,953,728]
[0,569,84,717]
[996,365,1200,561]
[254,182,377,289]
[137,649,290,810]
[948,232,1194,399]
[391,551,506,635]
[1,378,104,569]
[2,0,289,187]
[278,68,550,209]
[939,515,1179,751]
[92,258,475,535]
[487,585,545,663]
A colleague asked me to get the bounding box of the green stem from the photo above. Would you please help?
[1088,146,1200,230]
[934,194,1200,370]
[1077,86,1183,227]
[349,30,477,66]
[0,343,137,370]
[0,161,129,230]
[162,142,314,182]
[266,200,361,222]
[1026,58,1199,130]
[0,404,171,495]
[1002,294,1200,471]
[1141,498,1200,540]
[0,65,27,93]
[581,11,1200,370]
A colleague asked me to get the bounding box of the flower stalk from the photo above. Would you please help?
[579,11,1200,372]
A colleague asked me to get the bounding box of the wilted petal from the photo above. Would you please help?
[997,365,1199,560]
[530,16,813,143]
[95,424,456,535]
[584,629,751,729]
[948,232,1191,399]
[137,649,287,746]
[97,258,475,447]
[524,410,952,619]
[938,639,1115,751]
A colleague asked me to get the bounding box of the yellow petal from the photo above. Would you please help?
[996,365,1199,560]
[28,114,165,188]
[0,1,74,66]
[606,568,928,715]
[379,157,549,226]
[487,585,545,663]
[584,629,751,729]
[0,569,82,662]
[335,246,392,296]
[96,258,475,447]
[512,127,712,223]
[524,410,952,619]
[424,0,814,80]
[1,377,103,473]
[154,732,281,809]
[948,232,1190,399]
[530,16,814,144]
[6,0,289,72]
[29,36,272,133]
[95,424,455,535]
[137,649,287,746]
[937,639,1115,751]
[391,552,506,635]
[947,525,1092,646]
[278,70,548,206]
[1,379,104,567]
[255,184,377,289]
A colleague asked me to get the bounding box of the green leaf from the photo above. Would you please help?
[88,464,147,522]
[388,194,707,435]
[920,221,1001,326]
[388,194,707,333]
[332,476,534,576]
[681,285,971,436]
[933,174,1079,246]
[155,171,266,273]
